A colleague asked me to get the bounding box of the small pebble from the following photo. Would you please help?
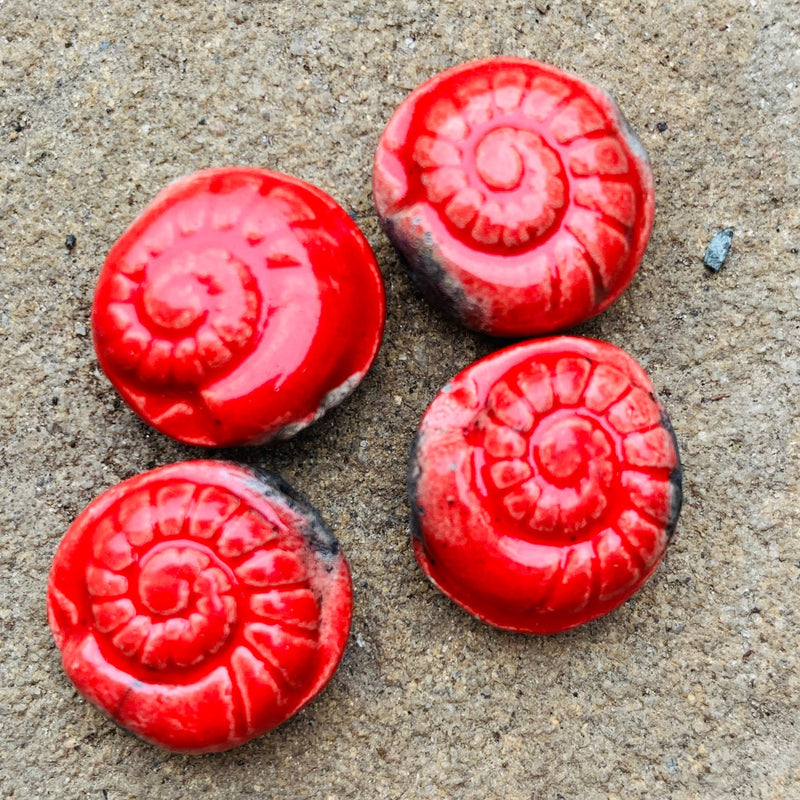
[704,228,734,272]
[74,322,87,336]
[65,234,77,251]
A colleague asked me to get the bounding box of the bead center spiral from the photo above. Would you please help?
[139,545,205,616]
[142,268,212,333]
[534,416,597,484]
[475,128,524,191]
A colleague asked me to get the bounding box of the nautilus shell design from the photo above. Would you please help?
[93,167,385,446]
[409,338,682,633]
[47,461,352,752]
[373,57,654,337]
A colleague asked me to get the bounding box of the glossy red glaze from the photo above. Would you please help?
[47,461,352,752]
[409,337,682,633]
[373,57,655,337]
[93,168,385,446]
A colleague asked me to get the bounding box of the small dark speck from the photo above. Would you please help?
[656,121,668,132]
[700,393,729,403]
[704,228,733,272]
[51,397,59,405]
[199,118,207,126]
[65,234,77,250]
[791,248,798,254]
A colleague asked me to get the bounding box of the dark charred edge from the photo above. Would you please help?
[600,86,652,169]
[407,431,426,548]
[382,215,481,332]
[660,411,683,539]
[245,465,341,562]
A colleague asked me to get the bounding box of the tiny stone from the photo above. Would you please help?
[704,228,734,272]
[656,121,668,132]
[74,322,87,336]
[65,234,77,250]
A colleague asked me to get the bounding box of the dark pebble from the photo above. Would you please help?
[65,234,77,251]
[704,228,733,272]
[656,121,668,132]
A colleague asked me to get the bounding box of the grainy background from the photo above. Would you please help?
[1,1,798,798]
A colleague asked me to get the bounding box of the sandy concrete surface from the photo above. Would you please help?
[1,1,798,798]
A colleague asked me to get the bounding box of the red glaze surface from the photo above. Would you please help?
[47,461,352,752]
[409,338,682,633]
[373,57,655,337]
[93,167,385,446]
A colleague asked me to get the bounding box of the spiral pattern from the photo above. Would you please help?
[104,249,260,386]
[98,177,326,387]
[409,338,681,633]
[94,168,385,447]
[412,65,637,260]
[48,463,352,752]
[85,480,320,681]
[373,58,654,336]
[470,356,676,558]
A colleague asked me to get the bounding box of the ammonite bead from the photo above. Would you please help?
[47,461,352,752]
[409,338,682,633]
[93,167,385,446]
[373,57,654,337]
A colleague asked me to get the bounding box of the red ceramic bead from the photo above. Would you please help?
[93,167,385,447]
[373,57,654,337]
[409,337,682,633]
[47,461,352,752]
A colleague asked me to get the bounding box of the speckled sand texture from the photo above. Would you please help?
[1,2,798,798]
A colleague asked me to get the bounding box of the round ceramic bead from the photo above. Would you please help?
[93,167,385,447]
[47,461,352,753]
[373,57,654,337]
[409,337,682,633]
